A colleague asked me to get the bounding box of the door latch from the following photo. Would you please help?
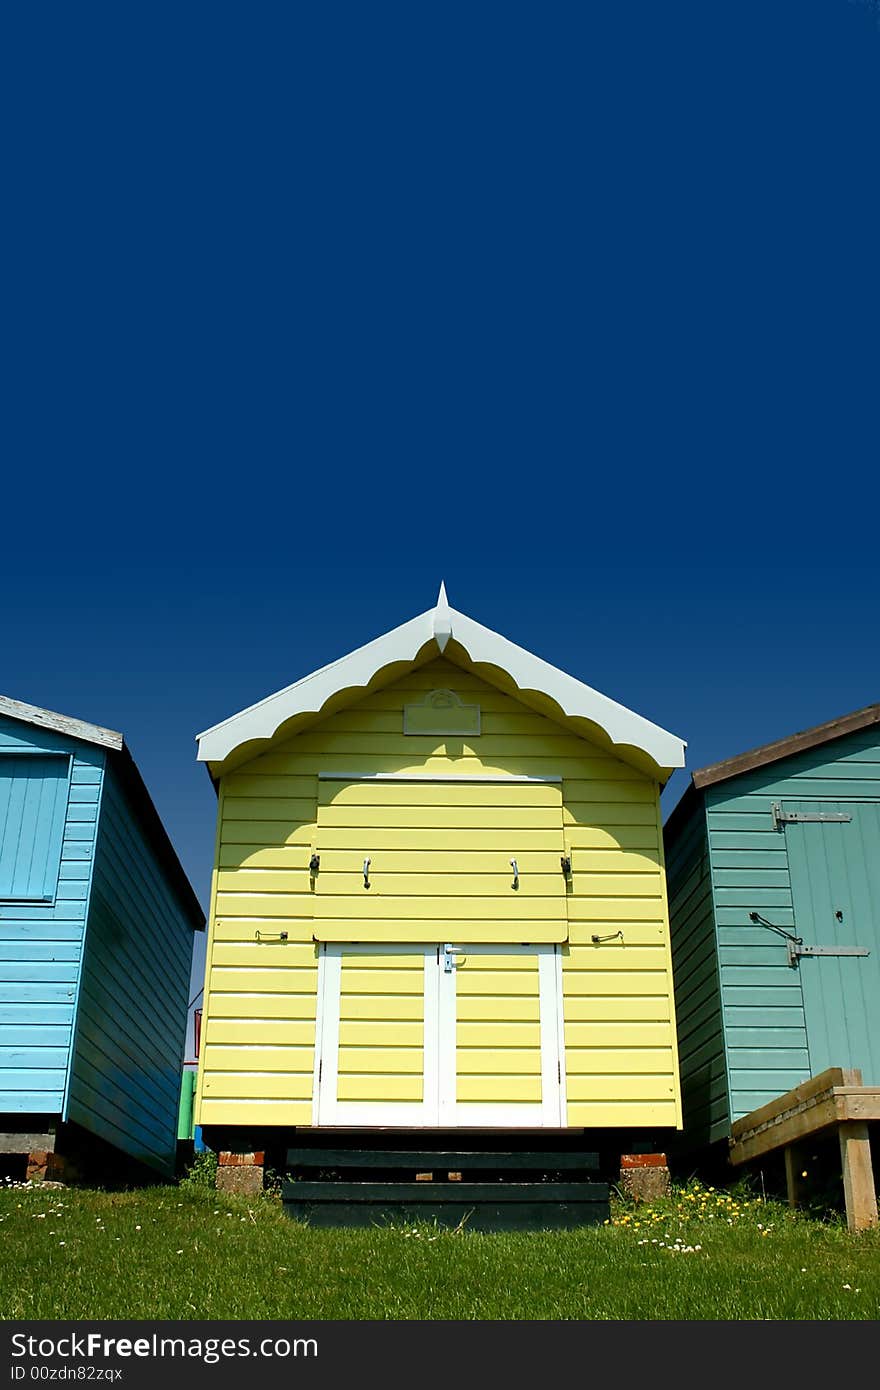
[442,943,465,974]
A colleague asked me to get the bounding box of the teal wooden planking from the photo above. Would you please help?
[664,795,729,1144]
[783,800,880,1081]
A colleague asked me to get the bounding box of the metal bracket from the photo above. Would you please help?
[771,802,852,830]
[786,940,870,967]
[442,943,465,974]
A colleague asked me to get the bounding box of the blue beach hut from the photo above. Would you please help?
[0,695,205,1178]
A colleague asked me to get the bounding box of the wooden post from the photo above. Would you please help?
[838,1121,878,1234]
[784,1145,803,1209]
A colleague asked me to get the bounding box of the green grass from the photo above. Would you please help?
[1,1176,878,1320]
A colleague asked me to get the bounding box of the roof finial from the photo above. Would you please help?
[433,580,452,652]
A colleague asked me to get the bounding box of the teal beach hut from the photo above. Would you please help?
[663,703,880,1229]
[0,695,205,1178]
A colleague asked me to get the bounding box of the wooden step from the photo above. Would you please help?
[285,1147,600,1174]
[281,1179,609,1231]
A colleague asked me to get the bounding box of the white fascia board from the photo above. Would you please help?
[196,599,686,773]
[196,608,435,764]
[447,608,686,771]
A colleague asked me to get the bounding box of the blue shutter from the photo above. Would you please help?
[0,756,70,901]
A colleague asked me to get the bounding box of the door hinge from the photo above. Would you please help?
[786,940,870,968]
[318,1059,322,1082]
[771,802,852,830]
[557,1060,561,1084]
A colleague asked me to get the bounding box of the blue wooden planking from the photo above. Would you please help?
[0,943,83,962]
[0,1091,64,1114]
[0,1004,75,1025]
[0,755,70,900]
[0,1046,70,1069]
[67,764,198,1174]
[0,715,103,1117]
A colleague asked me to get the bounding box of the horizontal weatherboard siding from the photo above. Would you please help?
[66,764,195,1174]
[0,717,103,1115]
[197,657,682,1131]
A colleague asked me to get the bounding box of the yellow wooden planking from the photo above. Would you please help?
[563,947,668,973]
[340,952,425,970]
[212,922,316,947]
[206,1019,317,1045]
[339,968,424,993]
[564,899,666,923]
[565,1075,677,1101]
[317,806,564,829]
[200,1100,313,1126]
[571,848,661,873]
[313,896,565,920]
[569,873,662,898]
[457,1048,542,1075]
[564,1022,673,1047]
[455,969,542,996]
[457,1076,542,1102]
[201,656,681,1129]
[337,1075,423,1102]
[562,995,670,1022]
[229,753,649,779]
[317,923,566,944]
[316,872,566,898]
[337,994,424,1021]
[314,828,568,851]
[273,731,620,759]
[566,924,667,947]
[221,821,316,847]
[567,1101,679,1127]
[339,1021,423,1046]
[201,1073,313,1100]
[457,995,540,1022]
[458,1021,541,1046]
[337,1047,424,1074]
[209,993,318,1020]
[209,968,317,993]
[565,802,658,825]
[318,781,565,807]
[564,1048,675,1074]
[220,845,314,869]
[560,969,668,996]
[205,1045,314,1072]
[317,849,570,874]
[222,797,319,823]
[224,774,317,799]
[216,894,315,918]
[566,826,659,851]
[213,942,317,967]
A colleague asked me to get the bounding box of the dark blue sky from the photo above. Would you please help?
[2,3,878,1030]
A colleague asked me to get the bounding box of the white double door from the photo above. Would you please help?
[313,941,566,1127]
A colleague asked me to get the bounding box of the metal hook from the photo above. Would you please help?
[591,930,623,944]
[363,857,371,888]
[510,858,519,889]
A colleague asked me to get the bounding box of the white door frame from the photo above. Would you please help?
[314,941,565,1127]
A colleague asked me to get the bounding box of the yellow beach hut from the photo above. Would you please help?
[193,587,686,1217]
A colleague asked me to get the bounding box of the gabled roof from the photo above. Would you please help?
[0,694,205,932]
[196,584,687,783]
[691,701,880,791]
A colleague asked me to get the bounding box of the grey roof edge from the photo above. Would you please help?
[0,694,205,932]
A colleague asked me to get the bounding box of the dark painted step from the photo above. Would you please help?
[282,1180,609,1232]
[285,1148,600,1174]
